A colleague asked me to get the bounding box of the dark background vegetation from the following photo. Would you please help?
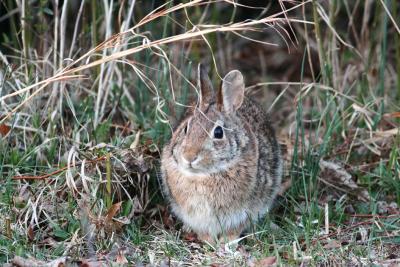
[0,0,399,265]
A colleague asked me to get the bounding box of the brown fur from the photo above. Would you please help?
[160,65,282,242]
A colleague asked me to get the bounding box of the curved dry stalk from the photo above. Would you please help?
[0,1,312,124]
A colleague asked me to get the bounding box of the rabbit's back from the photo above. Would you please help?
[238,97,282,213]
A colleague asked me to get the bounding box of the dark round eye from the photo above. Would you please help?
[213,126,223,139]
[183,125,188,134]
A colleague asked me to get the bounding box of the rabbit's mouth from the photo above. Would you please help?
[176,153,209,175]
[179,159,203,173]
[179,165,204,175]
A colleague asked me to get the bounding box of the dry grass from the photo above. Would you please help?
[1,0,400,266]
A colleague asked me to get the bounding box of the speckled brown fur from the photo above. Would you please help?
[160,65,282,242]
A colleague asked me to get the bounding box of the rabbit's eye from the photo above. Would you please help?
[183,120,191,135]
[213,126,223,139]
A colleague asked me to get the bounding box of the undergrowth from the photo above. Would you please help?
[0,0,399,265]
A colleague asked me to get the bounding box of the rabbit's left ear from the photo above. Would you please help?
[220,70,245,113]
[197,64,214,107]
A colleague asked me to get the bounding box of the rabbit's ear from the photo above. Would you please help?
[197,64,214,106]
[221,70,244,112]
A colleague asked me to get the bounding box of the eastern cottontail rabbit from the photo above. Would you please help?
[160,64,282,243]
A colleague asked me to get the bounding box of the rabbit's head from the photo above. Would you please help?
[170,65,252,176]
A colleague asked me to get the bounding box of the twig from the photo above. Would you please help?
[310,220,374,245]
[308,214,399,246]
[348,213,400,219]
[13,156,107,180]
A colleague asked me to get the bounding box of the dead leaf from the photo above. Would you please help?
[105,202,122,222]
[0,124,11,136]
[323,239,341,249]
[11,256,67,267]
[27,224,35,241]
[80,259,106,267]
[248,256,277,267]
[183,232,197,242]
[12,256,44,267]
[115,251,128,264]
[159,205,175,229]
[319,159,370,202]
[383,112,400,118]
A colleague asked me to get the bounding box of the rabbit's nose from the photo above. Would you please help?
[181,154,198,166]
[181,149,199,167]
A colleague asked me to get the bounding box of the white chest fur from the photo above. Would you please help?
[171,188,248,236]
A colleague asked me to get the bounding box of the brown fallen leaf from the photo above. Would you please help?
[105,201,122,222]
[115,251,128,264]
[80,259,106,267]
[182,231,197,242]
[11,256,67,267]
[0,123,11,136]
[27,224,35,241]
[158,205,175,229]
[248,256,277,267]
[383,111,400,118]
[323,239,341,249]
[12,256,44,267]
[319,159,370,202]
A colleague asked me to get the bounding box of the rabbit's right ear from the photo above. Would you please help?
[197,64,214,107]
[221,70,245,113]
